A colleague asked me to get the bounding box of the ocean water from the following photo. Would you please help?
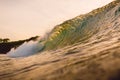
[7,41,44,58]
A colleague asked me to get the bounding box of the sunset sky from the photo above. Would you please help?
[0,0,113,41]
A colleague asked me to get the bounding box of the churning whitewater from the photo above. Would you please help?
[7,41,44,58]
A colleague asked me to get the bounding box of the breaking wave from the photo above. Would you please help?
[7,0,120,57]
[44,0,119,50]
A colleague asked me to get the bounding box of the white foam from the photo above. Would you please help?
[7,41,44,58]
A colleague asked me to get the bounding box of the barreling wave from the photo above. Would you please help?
[43,0,120,50]
[7,0,120,58]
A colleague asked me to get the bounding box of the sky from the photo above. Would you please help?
[0,0,113,41]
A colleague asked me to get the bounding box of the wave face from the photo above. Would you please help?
[44,0,120,50]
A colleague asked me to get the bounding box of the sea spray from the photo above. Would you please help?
[7,41,44,58]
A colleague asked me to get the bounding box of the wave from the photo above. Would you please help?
[44,0,119,50]
[7,0,120,57]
